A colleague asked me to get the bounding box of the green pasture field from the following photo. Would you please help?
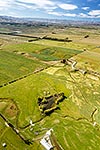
[30,46,81,61]
[2,43,48,53]
[0,71,71,126]
[0,63,100,149]
[0,26,100,150]
[0,70,70,149]
[2,42,82,61]
[33,39,96,51]
[0,50,48,85]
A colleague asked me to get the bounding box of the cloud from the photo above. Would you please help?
[49,11,100,18]
[79,13,89,18]
[58,3,78,10]
[0,0,14,10]
[79,11,100,18]
[17,0,78,11]
[64,13,76,17]
[16,0,57,12]
[17,0,55,7]
[82,7,89,10]
[48,11,62,16]
[16,3,36,9]
[88,10,100,16]
[0,0,57,15]
[43,6,57,11]
[47,11,76,17]
[16,1,78,12]
[0,0,100,20]
[96,15,100,18]
[0,0,13,7]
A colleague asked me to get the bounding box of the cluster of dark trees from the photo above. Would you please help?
[42,36,72,42]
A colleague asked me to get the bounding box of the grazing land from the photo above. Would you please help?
[0,20,100,150]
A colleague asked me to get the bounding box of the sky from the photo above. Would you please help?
[0,0,100,21]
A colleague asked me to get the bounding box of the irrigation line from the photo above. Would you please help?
[0,113,32,145]
[90,108,98,123]
[19,115,46,129]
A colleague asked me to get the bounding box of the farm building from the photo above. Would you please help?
[40,129,54,150]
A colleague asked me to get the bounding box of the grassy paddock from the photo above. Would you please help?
[0,26,100,149]
[2,42,82,61]
[0,64,100,149]
[0,50,48,85]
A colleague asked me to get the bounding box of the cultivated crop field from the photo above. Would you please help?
[0,25,100,150]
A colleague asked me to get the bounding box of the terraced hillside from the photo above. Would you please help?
[0,26,100,150]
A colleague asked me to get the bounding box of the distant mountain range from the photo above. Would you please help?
[0,16,100,26]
